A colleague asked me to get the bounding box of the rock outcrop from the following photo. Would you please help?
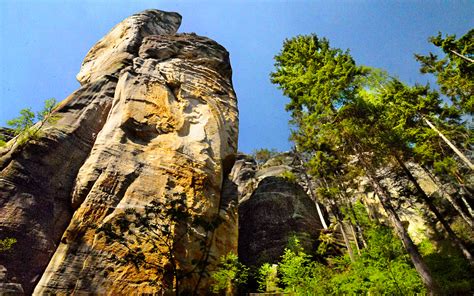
[238,176,322,267]
[227,153,323,268]
[0,77,117,294]
[0,9,238,295]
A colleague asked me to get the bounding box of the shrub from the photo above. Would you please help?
[211,252,249,294]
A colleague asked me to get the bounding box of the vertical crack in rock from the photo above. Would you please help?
[0,9,240,295]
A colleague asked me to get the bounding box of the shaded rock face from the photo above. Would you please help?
[0,9,238,295]
[237,175,322,268]
[225,153,322,267]
[0,76,117,294]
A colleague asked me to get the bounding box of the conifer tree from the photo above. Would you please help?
[271,34,441,294]
[415,29,473,115]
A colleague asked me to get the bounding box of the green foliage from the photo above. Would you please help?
[279,237,333,295]
[257,263,280,293]
[272,225,425,295]
[4,98,59,147]
[0,237,17,253]
[280,170,298,183]
[331,225,425,295]
[210,252,249,294]
[415,29,473,114]
[252,148,278,165]
[37,98,58,121]
[419,238,474,294]
[7,108,35,136]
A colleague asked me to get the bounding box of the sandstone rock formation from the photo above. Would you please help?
[0,77,117,294]
[238,176,322,268]
[227,153,322,268]
[0,9,238,295]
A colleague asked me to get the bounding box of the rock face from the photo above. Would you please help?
[227,153,322,268]
[0,77,117,294]
[0,9,238,295]
[238,176,322,268]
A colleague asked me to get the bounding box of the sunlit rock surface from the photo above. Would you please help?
[0,9,238,295]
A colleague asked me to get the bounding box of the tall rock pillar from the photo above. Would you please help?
[0,9,238,295]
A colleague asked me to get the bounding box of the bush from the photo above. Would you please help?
[252,148,278,165]
[257,263,280,292]
[280,170,298,183]
[0,237,17,253]
[210,252,249,294]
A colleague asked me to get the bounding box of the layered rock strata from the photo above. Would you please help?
[0,9,238,295]
[0,76,117,294]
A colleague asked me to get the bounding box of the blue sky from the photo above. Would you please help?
[0,1,472,153]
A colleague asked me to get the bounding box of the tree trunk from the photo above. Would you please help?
[353,146,441,294]
[422,115,474,170]
[350,223,362,255]
[370,177,441,295]
[330,200,356,262]
[296,153,329,229]
[336,180,366,251]
[339,221,356,262]
[394,155,474,265]
[347,199,368,248]
[421,166,474,227]
[315,201,329,230]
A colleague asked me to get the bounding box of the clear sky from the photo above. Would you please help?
[0,1,472,153]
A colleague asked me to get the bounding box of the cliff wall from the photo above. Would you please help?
[0,9,238,295]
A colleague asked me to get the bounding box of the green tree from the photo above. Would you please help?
[210,252,249,295]
[252,148,278,165]
[256,263,280,293]
[7,108,35,136]
[271,34,441,294]
[3,98,58,147]
[278,237,333,295]
[365,77,473,263]
[415,29,473,114]
[330,224,425,295]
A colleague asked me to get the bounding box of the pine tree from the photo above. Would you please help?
[271,34,441,294]
[415,29,473,115]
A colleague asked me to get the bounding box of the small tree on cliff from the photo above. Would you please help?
[252,148,278,166]
[97,192,223,296]
[1,98,58,148]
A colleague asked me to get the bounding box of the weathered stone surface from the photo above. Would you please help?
[225,153,323,268]
[227,153,258,202]
[0,128,15,142]
[32,10,238,295]
[238,176,322,268]
[0,76,117,294]
[77,9,181,85]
